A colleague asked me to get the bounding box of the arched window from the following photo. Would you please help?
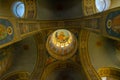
[12,1,25,18]
[95,0,111,12]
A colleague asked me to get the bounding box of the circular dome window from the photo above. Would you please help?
[95,0,111,12]
[46,29,77,60]
[12,1,25,18]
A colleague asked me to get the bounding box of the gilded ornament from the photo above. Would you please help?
[7,26,13,35]
[107,20,112,29]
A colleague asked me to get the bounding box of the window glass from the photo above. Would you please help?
[95,0,111,12]
[12,1,25,18]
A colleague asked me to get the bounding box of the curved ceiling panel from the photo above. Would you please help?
[88,32,120,70]
[37,0,83,20]
[38,0,81,11]
[41,61,87,80]
[2,36,37,75]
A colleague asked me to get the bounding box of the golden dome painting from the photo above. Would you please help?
[51,29,72,47]
[55,30,69,43]
[46,29,77,60]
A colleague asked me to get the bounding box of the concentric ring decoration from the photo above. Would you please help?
[0,19,14,45]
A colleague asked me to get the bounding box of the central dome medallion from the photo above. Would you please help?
[46,29,77,60]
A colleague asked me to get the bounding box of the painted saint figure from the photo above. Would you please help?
[56,31,69,43]
[111,14,120,33]
[0,24,7,40]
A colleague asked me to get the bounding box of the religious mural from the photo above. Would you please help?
[51,29,72,48]
[55,30,69,43]
[0,24,7,40]
[0,19,14,45]
[46,29,77,60]
[106,10,120,37]
[1,0,120,80]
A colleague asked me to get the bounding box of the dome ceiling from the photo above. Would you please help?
[41,61,86,80]
[37,0,83,20]
[46,68,81,80]
[38,0,81,11]
[46,29,77,60]
[1,0,120,80]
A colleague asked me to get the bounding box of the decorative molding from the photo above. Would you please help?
[41,61,87,80]
[30,32,47,80]
[1,71,30,80]
[79,30,101,80]
[0,17,21,49]
[106,9,120,38]
[82,0,97,16]
[23,0,37,18]
[98,67,120,79]
[46,30,77,60]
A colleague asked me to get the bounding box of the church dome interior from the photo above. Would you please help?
[0,0,120,80]
[46,29,77,60]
